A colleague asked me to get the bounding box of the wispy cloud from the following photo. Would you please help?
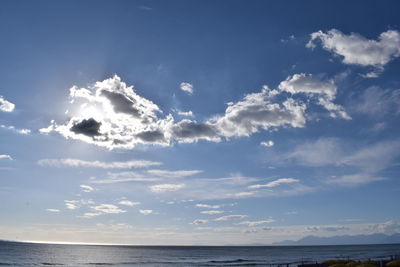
[196,204,221,209]
[215,215,247,221]
[237,219,275,226]
[0,154,13,160]
[248,178,299,189]
[46,209,60,213]
[139,209,153,215]
[147,169,202,178]
[149,183,185,193]
[261,140,274,147]
[80,185,94,192]
[0,125,31,134]
[201,210,224,215]
[38,158,161,169]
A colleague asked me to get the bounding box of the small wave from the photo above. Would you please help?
[208,259,251,263]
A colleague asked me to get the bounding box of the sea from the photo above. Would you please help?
[0,241,399,267]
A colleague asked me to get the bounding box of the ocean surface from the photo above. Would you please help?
[0,241,399,267]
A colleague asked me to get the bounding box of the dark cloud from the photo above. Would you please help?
[101,90,140,117]
[171,120,219,142]
[136,130,166,143]
[70,118,102,137]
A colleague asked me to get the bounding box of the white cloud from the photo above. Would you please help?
[64,199,94,210]
[195,204,221,209]
[0,96,15,112]
[0,125,31,134]
[118,200,140,207]
[353,86,400,117]
[147,169,202,178]
[0,154,12,160]
[261,140,274,147]
[174,109,194,117]
[38,158,161,169]
[92,204,126,214]
[80,185,94,193]
[192,219,208,225]
[279,73,350,120]
[307,29,400,75]
[327,174,386,186]
[180,82,194,95]
[41,75,351,149]
[139,209,153,215]
[214,215,248,221]
[212,86,307,138]
[90,172,162,184]
[149,183,185,193]
[248,178,299,189]
[46,209,60,213]
[201,210,224,215]
[237,219,275,226]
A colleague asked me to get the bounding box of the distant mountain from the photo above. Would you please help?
[273,233,400,246]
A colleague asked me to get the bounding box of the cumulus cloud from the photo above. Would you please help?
[173,109,194,117]
[279,73,350,119]
[64,199,94,210]
[42,75,350,149]
[118,200,140,206]
[38,158,161,169]
[212,86,307,138]
[149,183,185,193]
[237,219,275,226]
[307,29,400,76]
[0,96,15,112]
[0,154,12,160]
[80,185,94,192]
[139,209,153,215]
[180,82,194,95]
[248,178,299,189]
[215,215,248,221]
[261,140,274,147]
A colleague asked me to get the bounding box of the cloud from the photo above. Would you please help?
[170,120,220,143]
[180,82,194,95]
[64,199,95,211]
[261,140,274,147]
[307,29,400,75]
[0,96,15,112]
[139,209,153,215]
[285,138,400,186]
[0,125,31,134]
[192,219,208,225]
[212,86,307,138]
[147,169,202,178]
[353,86,400,117]
[40,75,171,149]
[90,171,162,184]
[0,154,12,160]
[118,200,140,207]
[80,185,94,192]
[38,158,161,169]
[215,215,248,221]
[42,75,351,149]
[279,73,350,120]
[92,204,126,214]
[46,209,60,213]
[248,178,299,189]
[237,219,275,226]
[149,183,185,193]
[201,210,224,215]
[173,109,194,117]
[195,204,221,209]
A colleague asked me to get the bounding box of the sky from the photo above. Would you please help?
[0,0,400,245]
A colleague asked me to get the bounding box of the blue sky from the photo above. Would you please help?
[1,0,400,245]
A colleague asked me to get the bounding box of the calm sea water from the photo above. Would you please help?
[0,241,399,267]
